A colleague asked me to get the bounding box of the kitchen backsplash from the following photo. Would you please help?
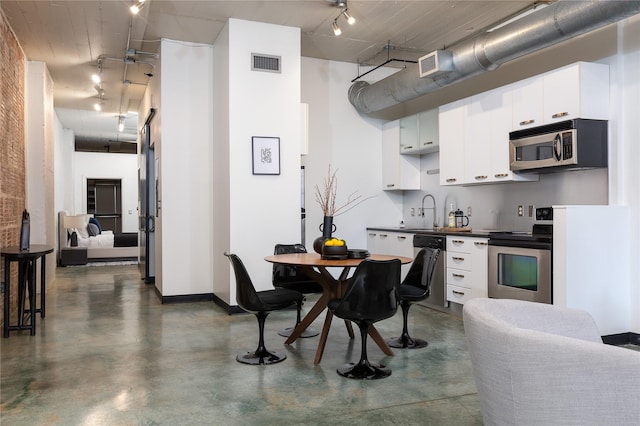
[403,153,608,231]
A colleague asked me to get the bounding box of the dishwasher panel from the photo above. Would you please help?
[413,234,448,310]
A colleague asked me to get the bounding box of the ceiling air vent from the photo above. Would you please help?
[251,53,281,73]
[418,50,454,78]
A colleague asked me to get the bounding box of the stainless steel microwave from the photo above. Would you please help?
[509,119,608,173]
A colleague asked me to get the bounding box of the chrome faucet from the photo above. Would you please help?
[421,193,438,230]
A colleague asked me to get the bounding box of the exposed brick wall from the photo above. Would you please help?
[0,11,26,330]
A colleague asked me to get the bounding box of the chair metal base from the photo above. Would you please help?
[337,360,391,380]
[386,335,429,349]
[236,349,287,365]
[277,326,320,338]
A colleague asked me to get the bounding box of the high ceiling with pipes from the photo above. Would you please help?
[1,0,538,148]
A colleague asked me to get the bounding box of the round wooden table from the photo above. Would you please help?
[265,253,413,364]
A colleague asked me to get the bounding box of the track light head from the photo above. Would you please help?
[343,9,355,25]
[130,0,145,15]
[332,20,342,36]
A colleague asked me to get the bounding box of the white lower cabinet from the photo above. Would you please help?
[446,236,488,304]
[367,230,414,279]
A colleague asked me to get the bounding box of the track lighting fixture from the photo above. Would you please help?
[332,20,342,36]
[330,1,355,36]
[130,0,145,15]
[342,9,356,25]
[91,60,103,84]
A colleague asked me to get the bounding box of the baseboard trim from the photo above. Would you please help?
[161,293,214,304]
[602,332,640,346]
[212,293,245,315]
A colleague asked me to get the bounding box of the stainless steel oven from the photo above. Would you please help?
[488,222,553,304]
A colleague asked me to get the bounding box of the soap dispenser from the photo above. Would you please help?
[447,203,456,228]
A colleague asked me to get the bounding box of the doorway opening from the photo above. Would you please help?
[87,178,122,233]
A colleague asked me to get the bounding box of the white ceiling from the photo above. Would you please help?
[1,0,537,145]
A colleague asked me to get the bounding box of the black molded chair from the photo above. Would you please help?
[327,258,401,379]
[224,252,303,365]
[272,244,322,338]
[386,248,440,349]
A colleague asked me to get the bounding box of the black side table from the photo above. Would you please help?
[2,245,53,337]
[60,247,88,266]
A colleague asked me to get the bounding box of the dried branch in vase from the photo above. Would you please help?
[314,165,364,217]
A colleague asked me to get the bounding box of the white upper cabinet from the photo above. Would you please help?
[399,108,440,155]
[439,99,467,186]
[440,61,608,185]
[399,114,419,154]
[542,62,609,123]
[467,86,536,183]
[416,108,440,154]
[512,62,609,130]
[511,76,544,130]
[441,89,537,186]
[382,120,421,191]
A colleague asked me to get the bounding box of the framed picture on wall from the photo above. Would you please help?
[252,136,280,175]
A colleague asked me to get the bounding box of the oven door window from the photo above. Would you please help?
[497,253,537,291]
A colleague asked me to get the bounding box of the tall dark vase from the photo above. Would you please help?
[313,216,336,254]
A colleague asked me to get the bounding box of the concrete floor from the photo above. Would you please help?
[1,264,482,425]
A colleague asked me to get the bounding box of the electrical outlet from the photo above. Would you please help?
[528,205,534,217]
[467,206,472,217]
[410,208,415,216]
[517,205,524,216]
[418,208,423,217]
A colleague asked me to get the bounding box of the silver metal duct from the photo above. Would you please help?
[348,0,640,114]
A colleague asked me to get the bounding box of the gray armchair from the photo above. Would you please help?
[463,298,640,426]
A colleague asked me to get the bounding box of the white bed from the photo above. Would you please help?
[58,211,138,263]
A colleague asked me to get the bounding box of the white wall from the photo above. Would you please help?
[223,19,302,302]
[301,58,400,252]
[618,14,640,333]
[53,113,74,216]
[156,38,214,297]
[212,23,231,303]
[72,151,138,232]
[25,61,55,282]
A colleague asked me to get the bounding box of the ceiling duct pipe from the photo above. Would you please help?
[348,0,640,114]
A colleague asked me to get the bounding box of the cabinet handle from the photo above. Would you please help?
[474,175,488,180]
[403,146,414,150]
[494,173,509,178]
[446,178,457,183]
[452,290,465,295]
[519,119,535,126]
[452,273,465,278]
[423,141,433,145]
[398,236,406,240]
[368,233,377,237]
[452,239,464,244]
[386,184,395,188]
[474,241,488,246]
[380,234,388,238]
[452,256,465,261]
[551,111,569,119]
